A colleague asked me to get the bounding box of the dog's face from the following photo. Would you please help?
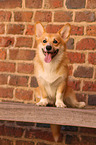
[35,22,71,63]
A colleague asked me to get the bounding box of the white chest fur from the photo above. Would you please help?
[38,62,64,99]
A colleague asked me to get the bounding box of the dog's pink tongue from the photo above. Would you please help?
[44,53,52,63]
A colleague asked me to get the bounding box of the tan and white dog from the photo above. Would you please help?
[34,22,85,142]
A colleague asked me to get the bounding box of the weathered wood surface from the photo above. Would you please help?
[0,102,96,128]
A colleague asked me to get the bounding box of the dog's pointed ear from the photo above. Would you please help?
[35,22,45,39]
[58,24,71,42]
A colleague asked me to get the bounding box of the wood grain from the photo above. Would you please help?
[0,102,96,128]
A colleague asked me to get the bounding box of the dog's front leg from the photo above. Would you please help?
[55,82,67,107]
[36,84,48,106]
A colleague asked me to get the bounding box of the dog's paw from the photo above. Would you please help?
[36,98,48,106]
[78,102,86,108]
[55,100,66,108]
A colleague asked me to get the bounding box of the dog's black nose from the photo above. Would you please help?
[46,45,52,51]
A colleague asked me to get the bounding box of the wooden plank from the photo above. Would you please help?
[0,102,96,128]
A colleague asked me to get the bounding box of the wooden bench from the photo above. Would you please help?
[0,102,96,129]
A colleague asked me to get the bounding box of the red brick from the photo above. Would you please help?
[26,25,34,35]
[0,11,11,21]
[16,140,34,145]
[65,134,96,145]
[88,52,96,65]
[16,37,32,47]
[88,94,96,106]
[54,11,72,22]
[86,25,96,36]
[76,93,86,102]
[68,65,73,76]
[80,127,96,135]
[44,0,63,8]
[66,38,74,50]
[7,24,25,35]
[14,11,33,22]
[25,128,54,142]
[0,37,14,47]
[25,0,42,8]
[83,81,96,92]
[46,24,62,33]
[17,63,34,74]
[0,139,13,145]
[76,38,96,50]
[0,87,13,98]
[15,89,33,100]
[71,25,84,35]
[0,74,7,85]
[30,77,38,88]
[66,0,86,9]
[34,11,52,22]
[87,0,96,8]
[0,125,24,137]
[81,136,96,145]
[9,75,29,87]
[74,66,93,78]
[9,49,35,60]
[67,52,85,63]
[65,135,80,144]
[68,79,81,91]
[75,11,95,22]
[0,62,15,72]
[0,49,6,60]
[0,0,22,8]
[0,24,5,34]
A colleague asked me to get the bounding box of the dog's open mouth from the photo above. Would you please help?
[42,49,59,63]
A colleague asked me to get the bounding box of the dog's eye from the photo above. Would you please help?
[43,39,47,43]
[53,39,58,44]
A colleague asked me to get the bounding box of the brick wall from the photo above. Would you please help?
[0,0,96,144]
[0,121,96,145]
[0,0,96,105]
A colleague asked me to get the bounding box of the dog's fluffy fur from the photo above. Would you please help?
[34,22,85,142]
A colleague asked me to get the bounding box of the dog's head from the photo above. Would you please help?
[35,22,71,63]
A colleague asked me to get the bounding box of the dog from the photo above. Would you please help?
[34,22,85,142]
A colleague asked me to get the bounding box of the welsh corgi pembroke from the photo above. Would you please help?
[34,22,85,142]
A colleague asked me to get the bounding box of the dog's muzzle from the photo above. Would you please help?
[42,48,59,63]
